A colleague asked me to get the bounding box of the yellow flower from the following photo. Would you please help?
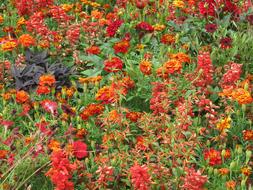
[61,4,74,12]
[173,0,185,8]
[153,24,166,31]
[136,44,146,50]
[1,40,17,51]
[216,117,231,132]
[17,17,26,26]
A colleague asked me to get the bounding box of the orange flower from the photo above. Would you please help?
[91,9,103,19]
[231,88,253,104]
[153,24,166,31]
[113,40,130,54]
[218,168,229,175]
[86,45,101,55]
[226,180,236,190]
[16,90,29,104]
[48,139,61,152]
[38,39,50,48]
[61,4,74,12]
[173,0,185,8]
[0,150,8,159]
[39,74,56,87]
[25,137,33,145]
[169,52,190,64]
[126,112,142,122]
[76,128,87,138]
[0,15,3,24]
[243,130,253,141]
[139,60,152,75]
[17,17,26,26]
[1,40,17,51]
[216,117,231,132]
[161,34,175,44]
[108,110,121,123]
[96,86,116,104]
[163,59,182,74]
[18,34,36,47]
[2,92,12,101]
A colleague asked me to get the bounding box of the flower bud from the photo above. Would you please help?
[246,150,252,164]
[230,161,236,170]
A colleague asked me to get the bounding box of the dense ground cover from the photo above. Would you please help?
[0,0,253,189]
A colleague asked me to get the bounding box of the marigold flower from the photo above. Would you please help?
[36,85,51,95]
[76,128,87,139]
[0,150,8,159]
[48,140,61,152]
[163,59,182,74]
[216,117,231,132]
[18,34,36,47]
[17,17,26,26]
[104,57,123,73]
[169,52,190,64]
[39,74,56,87]
[218,168,229,175]
[136,22,154,33]
[86,45,101,55]
[91,9,103,19]
[241,166,252,176]
[61,4,74,12]
[126,112,142,122]
[139,60,152,75]
[0,15,3,24]
[204,148,222,166]
[231,88,253,104]
[243,130,253,141]
[80,103,104,121]
[226,180,236,190]
[1,40,17,51]
[96,86,117,104]
[16,90,29,104]
[173,0,185,8]
[161,34,175,45]
[113,40,130,54]
[106,19,123,37]
[153,24,166,31]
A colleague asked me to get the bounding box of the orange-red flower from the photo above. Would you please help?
[243,130,253,141]
[241,166,252,176]
[0,150,8,159]
[18,34,36,47]
[16,90,29,104]
[126,112,142,122]
[113,40,130,54]
[80,103,104,121]
[36,85,51,95]
[96,86,116,104]
[48,139,61,152]
[161,34,175,44]
[163,59,182,74]
[0,15,3,24]
[104,57,123,73]
[204,148,222,166]
[86,46,101,55]
[139,60,152,75]
[231,88,253,104]
[226,180,236,190]
[39,74,56,87]
[169,52,190,64]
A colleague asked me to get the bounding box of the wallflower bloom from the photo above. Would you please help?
[181,168,207,190]
[18,34,36,47]
[104,57,123,73]
[130,164,151,190]
[73,141,88,159]
[139,60,152,75]
[204,148,222,166]
[16,90,29,104]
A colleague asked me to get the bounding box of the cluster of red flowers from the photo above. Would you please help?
[66,24,80,45]
[181,168,208,190]
[150,82,170,114]
[86,45,101,55]
[15,0,54,16]
[195,51,214,87]
[49,6,72,23]
[46,150,76,190]
[26,12,50,36]
[130,164,151,190]
[104,57,124,73]
[198,0,216,17]
[80,103,104,121]
[220,62,242,89]
[106,19,123,37]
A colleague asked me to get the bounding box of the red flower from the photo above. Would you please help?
[66,24,80,45]
[130,164,151,190]
[113,40,130,54]
[37,85,51,95]
[126,112,142,122]
[86,46,101,55]
[205,23,217,33]
[73,141,88,159]
[136,22,154,33]
[220,37,232,49]
[198,0,216,17]
[204,148,222,166]
[181,168,208,190]
[104,57,123,73]
[106,19,123,37]
[80,103,104,121]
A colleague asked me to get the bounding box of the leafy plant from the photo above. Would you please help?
[11,49,75,91]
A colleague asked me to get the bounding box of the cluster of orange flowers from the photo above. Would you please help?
[37,74,56,95]
[219,88,253,105]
